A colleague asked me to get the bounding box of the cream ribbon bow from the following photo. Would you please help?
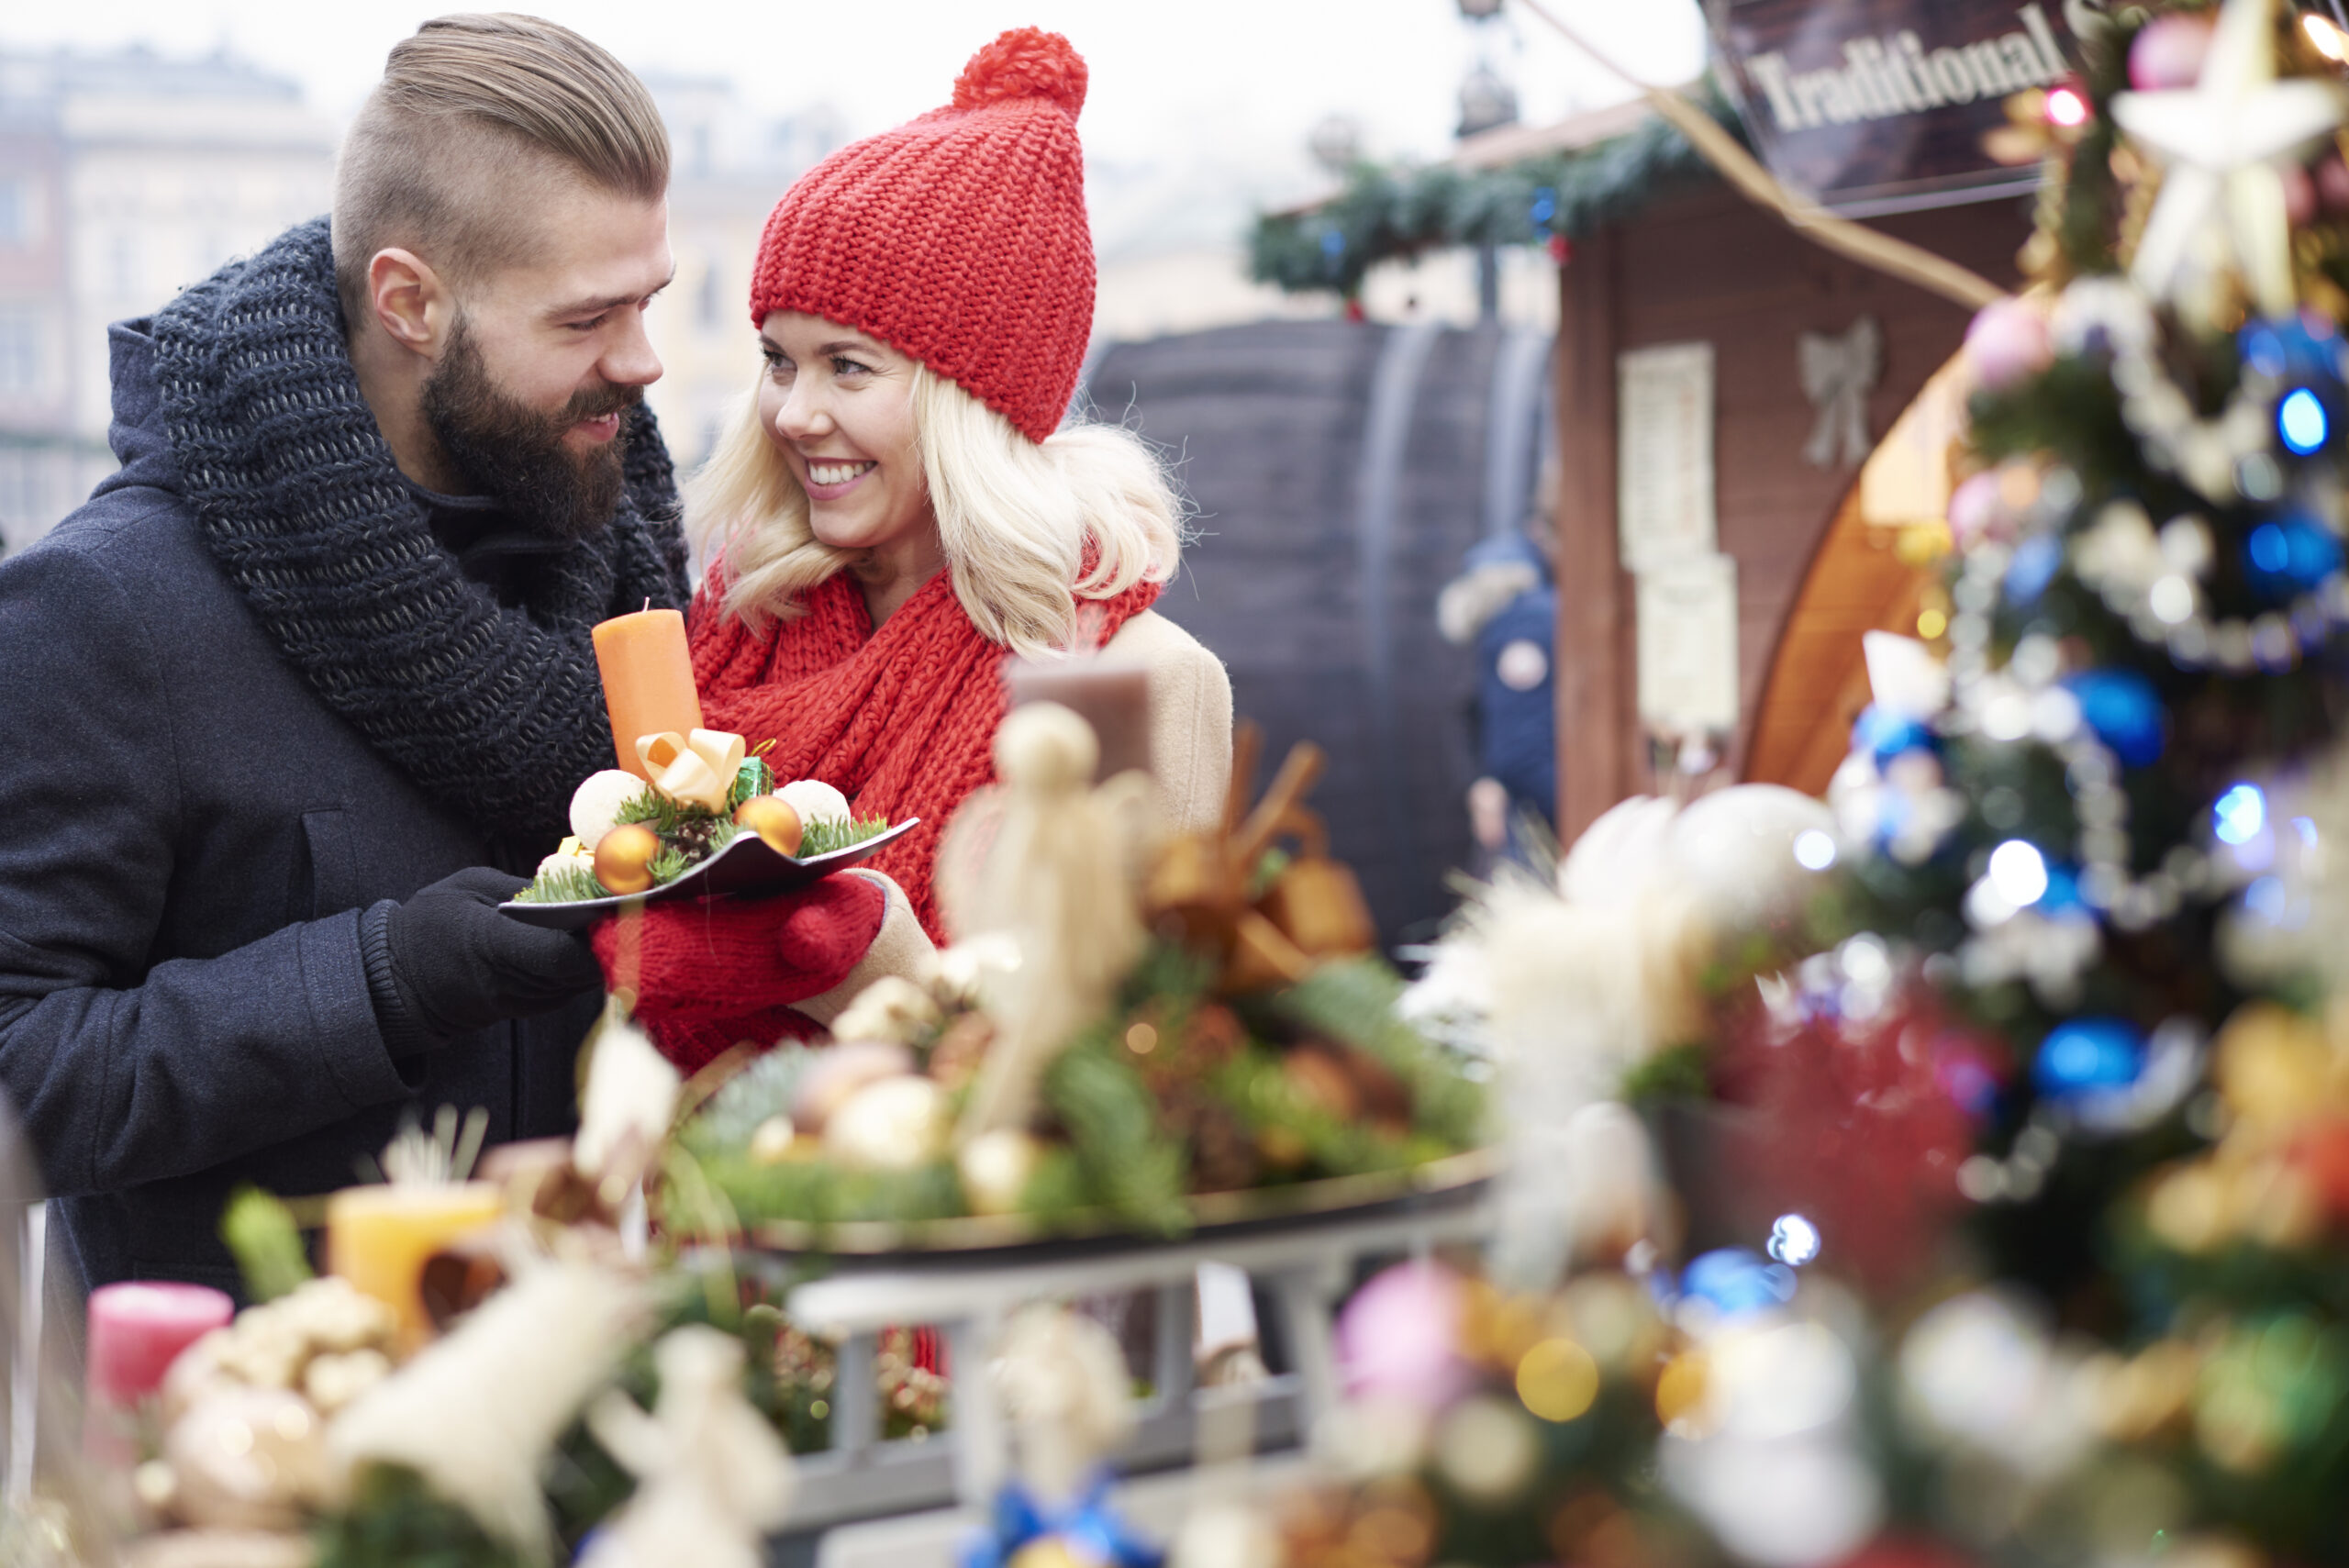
[637,728,746,814]
[1798,315,1881,470]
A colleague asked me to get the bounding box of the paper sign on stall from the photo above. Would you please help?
[1637,553,1741,734]
[1616,342,1716,572]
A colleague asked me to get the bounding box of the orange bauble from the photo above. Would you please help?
[734,795,805,858]
[592,822,661,895]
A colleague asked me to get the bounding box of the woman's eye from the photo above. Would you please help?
[833,356,872,377]
[762,350,792,377]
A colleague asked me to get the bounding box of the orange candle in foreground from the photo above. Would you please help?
[593,608,705,777]
[327,1183,504,1355]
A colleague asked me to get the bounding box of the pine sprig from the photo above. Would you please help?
[796,813,892,858]
[1043,1035,1191,1235]
[613,785,722,838]
[515,862,607,904]
[1277,957,1485,1148]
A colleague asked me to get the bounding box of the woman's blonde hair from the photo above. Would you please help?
[687,364,1184,656]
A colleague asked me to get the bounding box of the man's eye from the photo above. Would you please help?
[569,314,609,333]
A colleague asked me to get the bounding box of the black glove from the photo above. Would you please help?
[359,867,602,1053]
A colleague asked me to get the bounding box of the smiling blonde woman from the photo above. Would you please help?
[589,28,1231,1071]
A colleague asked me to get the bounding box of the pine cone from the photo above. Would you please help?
[1164,1084,1261,1193]
[926,1010,995,1091]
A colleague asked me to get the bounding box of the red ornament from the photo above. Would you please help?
[2291,1118,2349,1218]
[1344,297,1367,323]
[1547,234,1573,265]
[1711,989,1975,1295]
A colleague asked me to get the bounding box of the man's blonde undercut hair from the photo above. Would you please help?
[332,13,669,321]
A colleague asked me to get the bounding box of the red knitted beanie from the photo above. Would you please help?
[747,28,1094,446]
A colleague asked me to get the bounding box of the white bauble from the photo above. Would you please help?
[569,770,645,849]
[957,1128,1042,1216]
[776,777,852,828]
[823,1075,948,1173]
[1665,784,1835,932]
[1557,795,1679,908]
[789,1040,915,1137]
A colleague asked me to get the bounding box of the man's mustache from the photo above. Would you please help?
[561,381,645,424]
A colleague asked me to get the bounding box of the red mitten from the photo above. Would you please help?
[589,875,887,1073]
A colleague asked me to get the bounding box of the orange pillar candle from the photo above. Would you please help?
[326,1183,504,1355]
[593,608,705,777]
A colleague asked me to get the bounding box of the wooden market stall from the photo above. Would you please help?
[1549,179,2025,838]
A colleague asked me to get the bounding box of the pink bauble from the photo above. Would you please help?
[2284,163,2319,228]
[1964,298,2053,392]
[1947,472,2007,550]
[1333,1260,1468,1411]
[2321,159,2349,215]
[2129,15,2213,90]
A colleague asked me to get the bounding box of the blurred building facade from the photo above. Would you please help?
[0,46,336,551]
[636,77,841,473]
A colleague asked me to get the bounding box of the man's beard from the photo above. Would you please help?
[419,318,641,541]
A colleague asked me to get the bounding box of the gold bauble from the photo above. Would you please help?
[1008,1540,1097,1568]
[592,822,661,895]
[734,795,804,857]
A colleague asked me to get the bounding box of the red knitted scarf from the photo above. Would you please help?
[691,565,1161,941]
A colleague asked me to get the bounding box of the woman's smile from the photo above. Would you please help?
[802,458,877,497]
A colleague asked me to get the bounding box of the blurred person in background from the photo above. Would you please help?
[1439,512,1559,873]
[0,14,734,1297]
[590,28,1233,1072]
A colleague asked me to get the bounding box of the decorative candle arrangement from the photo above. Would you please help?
[592,608,705,779]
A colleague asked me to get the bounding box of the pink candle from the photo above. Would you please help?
[86,1281,233,1407]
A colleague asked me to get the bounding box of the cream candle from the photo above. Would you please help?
[326,1182,504,1356]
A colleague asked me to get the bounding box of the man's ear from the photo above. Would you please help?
[366,248,456,361]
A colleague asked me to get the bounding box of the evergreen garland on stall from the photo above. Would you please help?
[1246,95,1731,301]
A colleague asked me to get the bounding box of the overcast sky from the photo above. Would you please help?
[0,0,1709,175]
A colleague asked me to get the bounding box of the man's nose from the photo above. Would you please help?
[599,307,663,389]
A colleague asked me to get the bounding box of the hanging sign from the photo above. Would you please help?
[1706,0,2089,216]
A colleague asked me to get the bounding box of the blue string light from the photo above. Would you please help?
[2279,387,2330,455]
[2213,782,2266,846]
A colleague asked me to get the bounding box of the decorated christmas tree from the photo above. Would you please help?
[1249,3,2349,1564]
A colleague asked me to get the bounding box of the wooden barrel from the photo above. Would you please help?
[1082,320,1554,948]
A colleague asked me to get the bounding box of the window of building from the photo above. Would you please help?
[0,309,38,393]
[698,259,725,328]
[0,177,43,249]
[0,308,44,395]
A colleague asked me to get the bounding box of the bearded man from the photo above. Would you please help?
[0,15,733,1296]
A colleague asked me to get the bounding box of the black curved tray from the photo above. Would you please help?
[499,817,918,930]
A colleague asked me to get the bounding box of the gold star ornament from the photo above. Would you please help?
[2112,0,2346,322]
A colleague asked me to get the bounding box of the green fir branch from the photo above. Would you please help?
[613,785,721,837]
[1248,91,1731,298]
[796,813,892,858]
[514,862,608,905]
[219,1184,313,1303]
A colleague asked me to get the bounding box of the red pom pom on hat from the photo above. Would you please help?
[747,28,1096,446]
[953,28,1087,117]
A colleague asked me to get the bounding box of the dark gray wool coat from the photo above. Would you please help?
[0,219,689,1296]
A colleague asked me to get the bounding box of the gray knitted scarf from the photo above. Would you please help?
[149,217,690,843]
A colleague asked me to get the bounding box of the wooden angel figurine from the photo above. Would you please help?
[576,1325,796,1568]
[940,702,1157,1142]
